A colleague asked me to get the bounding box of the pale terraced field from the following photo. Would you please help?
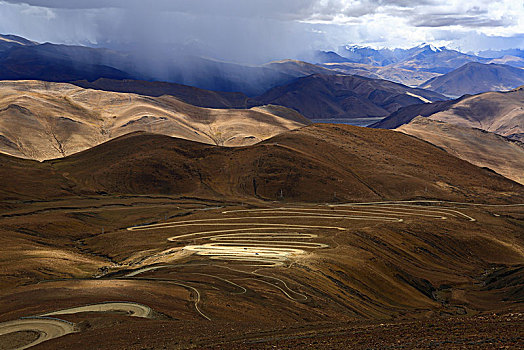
[95,201,511,321]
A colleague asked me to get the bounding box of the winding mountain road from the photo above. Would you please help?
[0,302,154,350]
[0,318,76,350]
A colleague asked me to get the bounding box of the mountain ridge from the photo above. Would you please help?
[11,124,519,203]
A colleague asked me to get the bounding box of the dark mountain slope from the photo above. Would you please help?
[419,62,524,97]
[0,44,130,82]
[0,35,295,96]
[0,34,37,53]
[263,59,339,77]
[257,74,446,120]
[72,78,256,109]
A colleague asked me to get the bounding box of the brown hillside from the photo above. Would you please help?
[373,87,524,141]
[397,117,524,185]
[47,124,523,203]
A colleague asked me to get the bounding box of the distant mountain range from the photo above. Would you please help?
[312,44,524,90]
[315,43,524,72]
[477,48,524,59]
[2,33,524,124]
[313,44,524,96]
[314,44,486,72]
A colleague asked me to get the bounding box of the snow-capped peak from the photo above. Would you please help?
[417,43,442,52]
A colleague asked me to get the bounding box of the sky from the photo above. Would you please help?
[0,0,523,63]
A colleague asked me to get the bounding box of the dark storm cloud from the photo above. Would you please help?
[0,0,329,63]
[2,0,122,8]
[0,0,440,20]
[2,0,320,19]
[0,0,522,59]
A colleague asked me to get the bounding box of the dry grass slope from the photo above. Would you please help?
[0,80,310,160]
